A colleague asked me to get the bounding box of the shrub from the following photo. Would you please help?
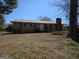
[6,24,13,32]
[52,31,67,35]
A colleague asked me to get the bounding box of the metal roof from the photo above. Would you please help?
[11,20,56,24]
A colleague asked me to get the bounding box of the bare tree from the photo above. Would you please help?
[38,16,52,21]
[69,0,77,38]
[49,0,70,18]
[50,0,78,38]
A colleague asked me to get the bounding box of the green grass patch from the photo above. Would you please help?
[0,31,11,35]
[52,31,67,35]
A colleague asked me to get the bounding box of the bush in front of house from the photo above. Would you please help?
[6,24,13,32]
[63,26,68,31]
[13,28,27,33]
[52,31,67,35]
[12,28,20,33]
[13,28,35,33]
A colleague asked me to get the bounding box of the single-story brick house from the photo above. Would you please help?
[11,18,63,33]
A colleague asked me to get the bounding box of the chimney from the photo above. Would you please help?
[56,17,62,31]
[56,17,61,24]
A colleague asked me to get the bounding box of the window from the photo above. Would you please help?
[30,23,32,27]
[24,23,26,27]
[20,23,22,27]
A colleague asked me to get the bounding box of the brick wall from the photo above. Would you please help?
[56,18,63,31]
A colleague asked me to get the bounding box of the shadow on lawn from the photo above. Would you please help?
[72,31,79,43]
[72,37,79,43]
[67,33,79,44]
[66,34,79,43]
[0,31,48,35]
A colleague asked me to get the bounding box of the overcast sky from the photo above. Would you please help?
[5,0,68,24]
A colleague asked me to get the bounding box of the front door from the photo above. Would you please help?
[44,24,49,32]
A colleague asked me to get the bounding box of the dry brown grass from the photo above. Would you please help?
[0,32,79,59]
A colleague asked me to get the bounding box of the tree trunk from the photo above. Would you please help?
[68,0,77,38]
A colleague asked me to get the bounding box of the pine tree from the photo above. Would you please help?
[0,0,17,30]
[0,0,17,14]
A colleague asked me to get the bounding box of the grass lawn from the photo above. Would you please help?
[0,32,79,59]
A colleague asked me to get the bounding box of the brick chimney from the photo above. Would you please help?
[56,17,62,31]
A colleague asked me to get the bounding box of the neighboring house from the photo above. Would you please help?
[11,18,63,33]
